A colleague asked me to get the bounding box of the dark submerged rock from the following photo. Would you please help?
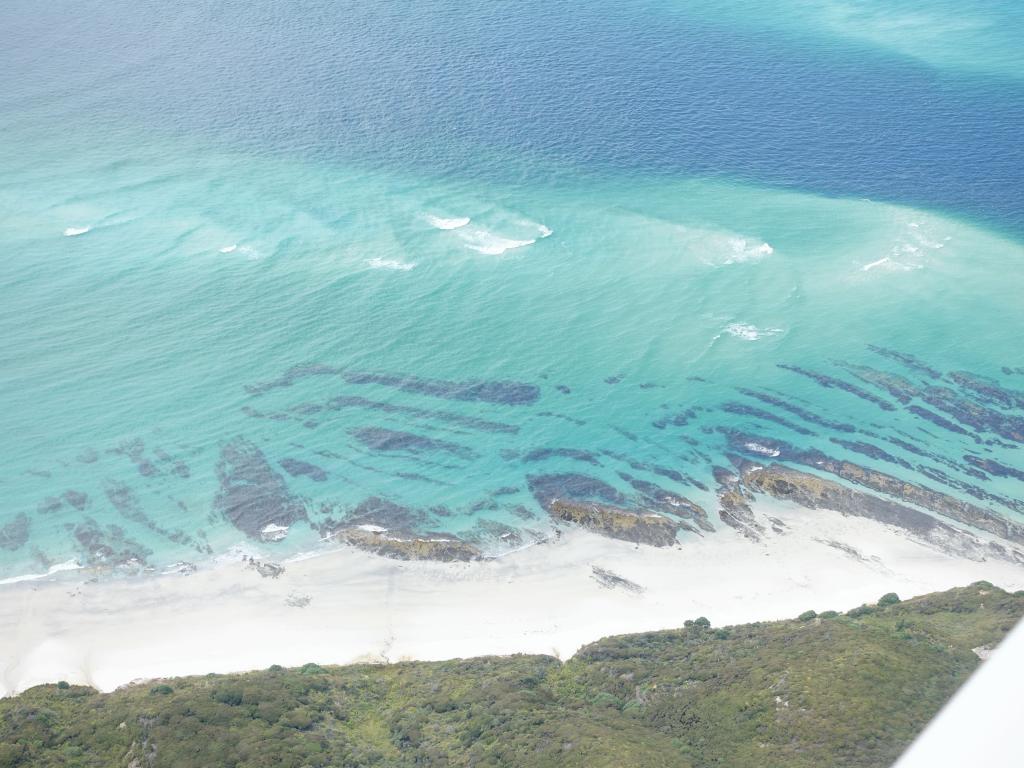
[0,513,30,551]
[214,437,308,539]
[350,427,476,460]
[527,473,628,509]
[279,458,328,482]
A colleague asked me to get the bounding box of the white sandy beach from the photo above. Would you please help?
[2,498,1023,698]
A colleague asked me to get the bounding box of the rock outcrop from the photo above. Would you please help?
[547,500,679,547]
[336,527,482,562]
[736,461,1020,562]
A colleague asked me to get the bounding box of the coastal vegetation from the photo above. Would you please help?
[1,583,1020,767]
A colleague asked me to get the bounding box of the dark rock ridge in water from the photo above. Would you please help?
[965,455,1024,482]
[522,447,603,466]
[721,402,814,436]
[867,346,942,379]
[527,473,628,509]
[948,371,1024,411]
[214,437,307,539]
[247,364,539,405]
[67,518,152,567]
[340,496,427,531]
[244,363,341,394]
[547,499,680,547]
[342,371,540,406]
[829,438,913,470]
[617,472,713,532]
[652,407,699,430]
[279,458,328,482]
[105,481,203,551]
[325,394,519,434]
[350,427,476,460]
[63,490,89,510]
[778,364,897,411]
[0,513,30,551]
[738,389,857,433]
[721,430,1024,546]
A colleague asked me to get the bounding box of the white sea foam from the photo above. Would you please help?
[723,237,774,264]
[366,256,416,271]
[63,226,91,237]
[744,442,781,458]
[424,214,471,230]
[0,559,82,586]
[458,227,536,255]
[219,244,238,254]
[862,254,921,273]
[862,257,891,272]
[724,323,783,341]
[356,524,388,533]
[517,219,553,238]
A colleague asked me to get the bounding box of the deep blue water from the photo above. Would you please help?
[3,0,1023,233]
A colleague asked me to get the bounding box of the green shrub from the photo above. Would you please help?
[56,681,70,690]
[819,610,839,619]
[592,692,623,709]
[150,684,173,695]
[299,663,325,675]
[878,593,901,607]
[692,617,711,629]
[847,604,876,618]
[798,610,817,622]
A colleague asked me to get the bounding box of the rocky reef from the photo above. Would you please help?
[214,437,307,539]
[721,431,1024,546]
[731,460,1020,562]
[547,499,679,547]
[334,526,482,562]
[0,513,29,551]
[713,467,764,542]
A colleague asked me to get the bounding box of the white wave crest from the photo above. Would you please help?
[724,323,783,341]
[63,226,91,237]
[366,256,416,271]
[219,244,238,254]
[723,237,774,265]
[424,214,471,230]
[0,559,82,586]
[458,227,536,255]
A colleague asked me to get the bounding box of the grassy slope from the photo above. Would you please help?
[0,583,1020,768]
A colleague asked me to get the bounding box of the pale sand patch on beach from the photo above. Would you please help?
[2,499,1022,697]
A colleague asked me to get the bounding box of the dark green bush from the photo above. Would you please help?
[847,604,876,618]
[878,593,901,607]
[798,610,817,621]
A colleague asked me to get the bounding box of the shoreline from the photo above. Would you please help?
[3,498,1023,698]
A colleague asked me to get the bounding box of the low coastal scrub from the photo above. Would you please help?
[0,584,1020,768]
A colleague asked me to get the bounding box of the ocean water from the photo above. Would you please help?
[1,0,1023,579]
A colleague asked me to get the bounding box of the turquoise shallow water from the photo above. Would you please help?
[1,0,1023,578]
